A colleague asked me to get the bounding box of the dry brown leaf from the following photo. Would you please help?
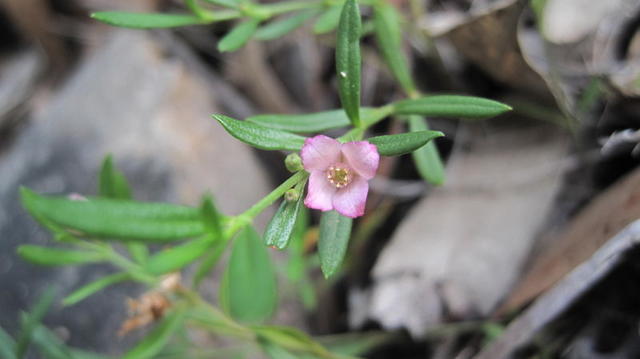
[498,166,640,315]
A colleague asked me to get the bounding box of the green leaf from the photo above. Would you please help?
[127,243,149,264]
[123,308,186,359]
[367,130,444,156]
[264,196,303,250]
[32,326,109,359]
[213,114,306,151]
[91,12,205,29]
[318,211,352,278]
[246,107,390,133]
[31,325,74,359]
[0,326,16,359]
[16,287,55,359]
[63,273,129,306]
[254,326,327,354]
[392,95,512,119]
[21,188,205,242]
[313,5,341,34]
[17,245,104,266]
[99,154,132,200]
[200,196,223,238]
[202,0,240,7]
[373,2,415,93]
[408,116,445,185]
[317,331,393,356]
[285,207,308,282]
[218,19,260,52]
[191,238,228,289]
[259,340,298,359]
[145,235,218,275]
[220,227,277,323]
[99,155,148,262]
[255,10,317,41]
[184,0,214,20]
[336,0,362,127]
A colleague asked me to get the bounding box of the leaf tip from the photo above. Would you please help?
[321,265,335,279]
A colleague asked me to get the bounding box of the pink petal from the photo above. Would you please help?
[301,135,342,172]
[332,177,368,218]
[341,141,379,180]
[304,170,337,211]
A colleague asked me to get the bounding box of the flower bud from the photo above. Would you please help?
[285,153,303,173]
[284,188,300,202]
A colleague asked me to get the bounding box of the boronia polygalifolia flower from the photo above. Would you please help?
[301,135,379,218]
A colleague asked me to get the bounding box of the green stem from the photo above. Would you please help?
[225,171,308,237]
[240,171,307,220]
[87,244,156,284]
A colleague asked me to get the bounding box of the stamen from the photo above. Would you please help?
[326,165,353,188]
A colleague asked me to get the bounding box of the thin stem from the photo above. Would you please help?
[233,171,308,229]
[91,244,156,284]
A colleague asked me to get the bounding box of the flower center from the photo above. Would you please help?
[326,165,353,188]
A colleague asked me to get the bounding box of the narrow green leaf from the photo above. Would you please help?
[317,331,393,356]
[191,238,228,289]
[0,326,16,359]
[246,107,389,133]
[255,10,317,41]
[373,2,415,93]
[213,114,306,151]
[184,0,214,20]
[21,188,205,242]
[367,130,444,156]
[264,196,303,250]
[408,116,445,185]
[99,155,148,262]
[392,95,512,119]
[336,0,362,127]
[123,308,186,359]
[91,12,205,29]
[127,244,149,264]
[31,325,73,359]
[218,19,260,52]
[63,273,130,306]
[313,5,341,34]
[285,207,308,282]
[16,287,55,359]
[99,154,132,200]
[220,227,277,323]
[145,235,217,275]
[254,326,327,354]
[202,0,239,7]
[200,195,223,238]
[318,211,352,278]
[260,340,298,359]
[32,325,108,359]
[17,245,104,266]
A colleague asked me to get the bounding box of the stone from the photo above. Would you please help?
[0,30,272,354]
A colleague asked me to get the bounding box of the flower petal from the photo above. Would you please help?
[341,141,379,180]
[332,177,368,218]
[304,170,337,211]
[301,135,342,172]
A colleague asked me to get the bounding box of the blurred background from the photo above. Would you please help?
[1,0,640,357]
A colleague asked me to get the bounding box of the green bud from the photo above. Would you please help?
[285,153,303,172]
[284,189,300,202]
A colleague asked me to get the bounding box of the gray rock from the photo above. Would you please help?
[0,30,272,354]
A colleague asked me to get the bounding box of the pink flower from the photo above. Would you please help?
[301,135,379,218]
